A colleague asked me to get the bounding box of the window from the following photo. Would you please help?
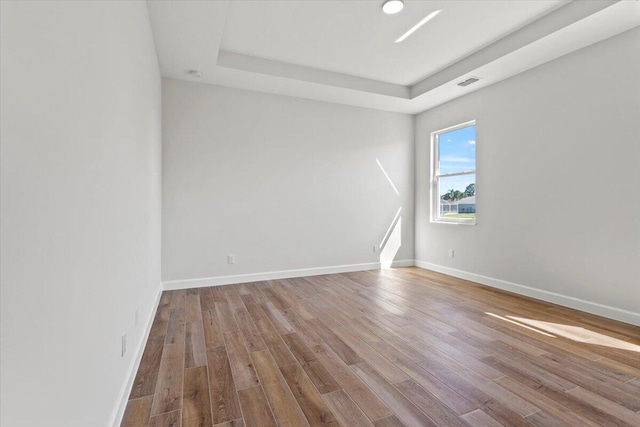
[431,121,476,224]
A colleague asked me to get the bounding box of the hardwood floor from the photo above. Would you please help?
[121,267,640,427]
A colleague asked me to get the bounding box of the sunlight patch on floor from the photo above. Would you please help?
[486,311,640,353]
[485,312,556,337]
[507,315,640,353]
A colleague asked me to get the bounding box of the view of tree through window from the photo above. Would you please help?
[432,121,476,223]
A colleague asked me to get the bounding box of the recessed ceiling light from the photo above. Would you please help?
[395,10,441,43]
[382,0,404,15]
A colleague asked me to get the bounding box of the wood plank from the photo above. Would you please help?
[214,420,244,427]
[202,308,224,348]
[169,290,186,310]
[299,359,342,395]
[159,291,172,309]
[281,332,319,363]
[351,362,437,427]
[262,285,290,310]
[493,376,600,427]
[149,410,181,427]
[401,324,503,380]
[280,363,340,426]
[237,386,277,427]
[241,294,268,322]
[411,357,533,426]
[281,308,324,348]
[223,330,260,390]
[200,288,216,311]
[399,360,477,415]
[372,415,405,427]
[311,344,392,421]
[255,317,297,367]
[215,301,238,333]
[335,328,408,383]
[165,308,186,347]
[121,396,153,427]
[307,318,363,365]
[211,287,227,303]
[152,308,186,416]
[530,384,625,427]
[262,301,296,334]
[233,305,267,352]
[150,349,184,416]
[322,390,375,427]
[481,355,577,393]
[182,366,213,427]
[185,320,207,368]
[207,346,242,424]
[566,386,640,426]
[414,347,540,419]
[524,410,566,427]
[395,379,469,427]
[281,333,340,394]
[353,316,426,361]
[533,352,640,411]
[149,308,171,338]
[250,350,310,427]
[186,291,203,322]
[129,336,165,399]
[461,409,503,427]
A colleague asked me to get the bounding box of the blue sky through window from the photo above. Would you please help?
[438,124,476,197]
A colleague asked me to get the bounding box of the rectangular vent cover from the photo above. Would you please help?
[457,77,480,87]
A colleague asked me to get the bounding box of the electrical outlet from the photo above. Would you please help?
[228,254,235,264]
[135,308,139,327]
[121,334,127,357]
[449,249,455,258]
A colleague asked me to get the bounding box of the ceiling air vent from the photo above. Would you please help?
[457,77,480,87]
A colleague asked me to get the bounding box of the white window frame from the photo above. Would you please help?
[431,120,476,225]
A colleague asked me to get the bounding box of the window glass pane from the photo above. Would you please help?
[438,174,475,219]
[438,124,476,174]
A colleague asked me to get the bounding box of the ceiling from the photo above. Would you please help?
[147,0,640,114]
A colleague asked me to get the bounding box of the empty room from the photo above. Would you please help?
[1,0,639,426]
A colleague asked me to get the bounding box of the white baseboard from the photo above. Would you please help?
[109,285,163,427]
[163,260,416,291]
[164,258,638,325]
[390,259,416,268]
[415,260,640,326]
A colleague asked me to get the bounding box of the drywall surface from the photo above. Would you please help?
[415,28,640,322]
[0,2,162,426]
[162,79,414,282]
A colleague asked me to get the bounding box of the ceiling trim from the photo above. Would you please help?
[217,50,410,99]
[147,0,639,114]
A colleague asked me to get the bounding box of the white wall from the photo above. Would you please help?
[162,79,414,283]
[0,2,162,426]
[415,28,640,324]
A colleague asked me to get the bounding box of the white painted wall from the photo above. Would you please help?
[0,2,162,426]
[415,28,640,324]
[162,79,414,283]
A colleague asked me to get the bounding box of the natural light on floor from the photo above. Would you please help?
[486,312,640,353]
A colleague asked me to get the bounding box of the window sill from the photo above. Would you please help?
[431,219,476,226]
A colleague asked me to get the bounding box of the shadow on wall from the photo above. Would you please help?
[376,157,402,269]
